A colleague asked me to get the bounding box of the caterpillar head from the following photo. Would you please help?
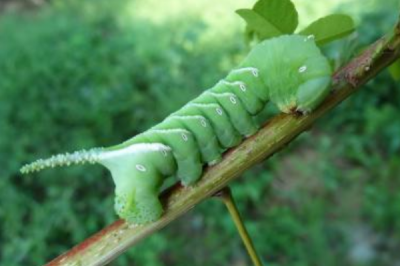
[295,76,331,114]
[242,34,332,114]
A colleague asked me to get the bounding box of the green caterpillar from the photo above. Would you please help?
[21,34,332,224]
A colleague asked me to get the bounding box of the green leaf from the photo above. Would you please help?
[299,14,355,46]
[389,59,400,81]
[236,9,281,39]
[236,0,298,41]
[253,0,298,34]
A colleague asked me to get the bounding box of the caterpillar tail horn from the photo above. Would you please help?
[20,148,104,174]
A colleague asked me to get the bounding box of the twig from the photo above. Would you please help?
[214,187,264,266]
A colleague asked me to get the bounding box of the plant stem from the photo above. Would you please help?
[46,17,400,266]
[215,187,264,266]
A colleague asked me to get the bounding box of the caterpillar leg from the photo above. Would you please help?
[214,187,264,266]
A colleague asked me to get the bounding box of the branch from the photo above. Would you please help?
[46,19,400,266]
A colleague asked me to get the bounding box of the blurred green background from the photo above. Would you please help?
[1,0,400,265]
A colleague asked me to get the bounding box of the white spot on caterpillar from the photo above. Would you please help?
[181,133,188,141]
[200,119,207,127]
[365,66,370,71]
[304,35,315,41]
[298,65,307,73]
[216,107,223,115]
[239,83,246,92]
[136,164,147,172]
[229,96,237,104]
[251,68,259,77]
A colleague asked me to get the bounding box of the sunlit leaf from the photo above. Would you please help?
[236,0,298,40]
[299,14,355,46]
[253,0,298,34]
[236,9,281,39]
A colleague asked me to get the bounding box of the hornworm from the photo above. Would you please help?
[21,35,332,224]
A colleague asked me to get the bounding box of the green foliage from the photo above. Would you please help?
[253,0,298,34]
[388,58,400,81]
[236,0,298,39]
[1,0,400,266]
[236,9,282,39]
[237,0,355,46]
[299,14,356,45]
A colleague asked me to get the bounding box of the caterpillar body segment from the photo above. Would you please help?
[124,128,203,187]
[99,143,176,223]
[21,35,332,224]
[212,80,265,115]
[177,103,242,148]
[159,115,222,164]
[192,92,259,137]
